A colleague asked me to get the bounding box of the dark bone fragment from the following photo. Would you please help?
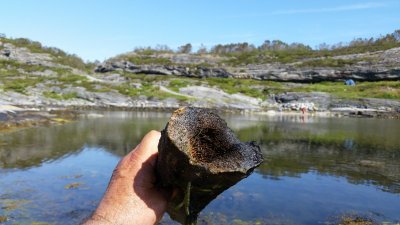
[157,107,263,225]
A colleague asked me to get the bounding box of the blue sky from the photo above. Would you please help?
[1,0,399,61]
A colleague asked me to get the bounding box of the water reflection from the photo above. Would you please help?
[232,116,400,193]
[0,111,169,169]
[0,112,399,224]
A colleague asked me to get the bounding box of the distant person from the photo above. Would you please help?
[344,79,356,86]
[300,104,307,114]
[82,131,169,225]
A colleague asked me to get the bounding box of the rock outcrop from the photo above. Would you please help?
[95,61,233,78]
[0,42,59,68]
[245,63,400,82]
[96,47,400,82]
[1,38,399,117]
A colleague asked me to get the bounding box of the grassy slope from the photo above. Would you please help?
[1,59,399,100]
[0,36,399,101]
[0,37,95,72]
[119,73,400,100]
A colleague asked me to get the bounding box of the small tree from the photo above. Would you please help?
[178,43,192,54]
[259,40,272,51]
[318,43,330,50]
[197,44,208,54]
[393,29,400,41]
[155,44,173,53]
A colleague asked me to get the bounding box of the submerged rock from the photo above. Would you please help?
[156,107,263,225]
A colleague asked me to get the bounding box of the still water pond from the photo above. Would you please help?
[0,111,399,225]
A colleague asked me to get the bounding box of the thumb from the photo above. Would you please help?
[116,130,161,178]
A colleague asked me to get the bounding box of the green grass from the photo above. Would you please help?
[220,49,381,66]
[168,79,192,91]
[2,77,44,94]
[123,56,173,65]
[115,84,141,97]
[220,49,321,66]
[0,68,20,77]
[292,81,400,99]
[57,74,88,83]
[0,37,92,71]
[43,91,78,100]
[115,82,190,101]
[120,72,169,82]
[297,58,364,68]
[133,48,174,56]
[136,75,274,101]
[0,59,47,72]
[118,76,400,101]
[0,58,72,76]
[143,85,190,101]
[206,77,284,100]
[196,78,400,100]
[217,33,400,66]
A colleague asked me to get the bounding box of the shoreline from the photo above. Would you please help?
[4,103,400,117]
[1,104,399,133]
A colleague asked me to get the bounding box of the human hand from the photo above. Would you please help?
[83,130,169,225]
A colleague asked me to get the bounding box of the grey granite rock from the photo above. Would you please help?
[95,61,233,78]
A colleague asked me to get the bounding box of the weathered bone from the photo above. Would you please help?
[157,107,263,225]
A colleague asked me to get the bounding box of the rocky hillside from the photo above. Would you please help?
[0,36,399,116]
[96,47,400,82]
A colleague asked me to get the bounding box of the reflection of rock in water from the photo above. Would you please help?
[257,141,400,193]
[157,107,263,225]
[0,113,168,169]
[232,118,400,193]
